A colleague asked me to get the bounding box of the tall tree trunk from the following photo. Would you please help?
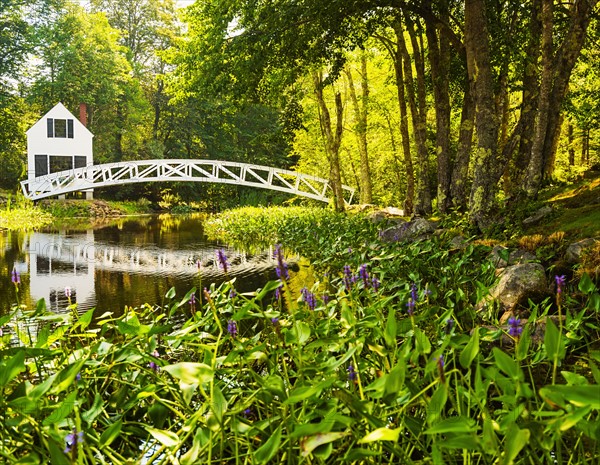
[313,72,345,212]
[527,0,598,195]
[450,77,475,211]
[581,127,590,165]
[465,0,501,230]
[375,25,415,215]
[398,17,431,216]
[544,111,564,179]
[425,0,452,214]
[567,120,575,166]
[345,54,372,204]
[525,0,553,196]
[504,0,542,197]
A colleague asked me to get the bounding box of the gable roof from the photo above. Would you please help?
[26,102,94,138]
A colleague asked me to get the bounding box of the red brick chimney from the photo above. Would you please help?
[79,103,87,127]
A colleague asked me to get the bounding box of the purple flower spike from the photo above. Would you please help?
[64,429,84,454]
[406,298,415,316]
[555,275,566,294]
[227,320,238,337]
[347,363,357,382]
[216,249,229,273]
[359,264,370,288]
[65,286,72,298]
[11,268,20,285]
[343,265,353,291]
[445,318,455,334]
[189,292,196,306]
[508,317,522,338]
[410,283,418,302]
[371,276,380,292]
[148,350,160,372]
[301,287,317,310]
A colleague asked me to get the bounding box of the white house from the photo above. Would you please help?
[26,102,94,199]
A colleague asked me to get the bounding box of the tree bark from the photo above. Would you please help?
[313,71,345,212]
[526,0,598,195]
[345,53,372,204]
[465,0,500,229]
[425,0,452,214]
[567,120,575,166]
[450,77,474,211]
[398,16,431,216]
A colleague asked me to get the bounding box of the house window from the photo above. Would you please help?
[74,156,87,169]
[35,154,48,177]
[49,155,73,173]
[47,118,74,138]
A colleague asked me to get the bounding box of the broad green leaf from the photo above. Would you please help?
[460,328,480,369]
[212,384,227,422]
[82,393,104,426]
[425,416,477,434]
[181,428,205,465]
[384,359,406,398]
[384,308,397,349]
[414,328,431,355]
[165,286,177,299]
[427,384,448,425]
[358,427,401,443]
[500,424,530,465]
[438,435,480,450]
[163,362,213,385]
[294,321,311,345]
[50,358,87,394]
[100,420,123,447]
[43,390,77,426]
[285,385,321,404]
[540,385,600,409]
[559,405,592,431]
[145,426,179,448]
[300,432,347,457]
[0,350,25,387]
[493,348,523,381]
[579,273,597,294]
[254,425,282,464]
[256,280,286,300]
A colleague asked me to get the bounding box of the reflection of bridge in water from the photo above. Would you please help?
[24,231,277,313]
[27,232,275,277]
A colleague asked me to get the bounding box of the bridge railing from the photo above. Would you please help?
[21,159,355,204]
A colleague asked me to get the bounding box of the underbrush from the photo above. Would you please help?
[1,209,599,464]
[0,194,52,230]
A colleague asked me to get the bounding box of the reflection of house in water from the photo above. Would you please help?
[26,231,97,312]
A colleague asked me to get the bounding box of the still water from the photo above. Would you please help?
[1,214,285,318]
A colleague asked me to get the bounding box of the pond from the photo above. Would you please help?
[1,214,301,319]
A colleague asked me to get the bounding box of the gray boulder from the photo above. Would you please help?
[379,218,437,243]
[565,238,598,264]
[489,246,538,268]
[488,262,547,311]
[522,206,553,227]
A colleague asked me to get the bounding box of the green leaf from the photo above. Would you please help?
[163,362,213,385]
[384,308,397,349]
[438,435,480,450]
[544,318,565,362]
[540,385,600,409]
[493,348,523,381]
[300,432,347,457]
[0,350,25,387]
[425,416,477,434]
[285,385,321,404]
[145,426,180,448]
[294,321,311,345]
[579,273,597,294]
[358,427,401,443]
[500,424,530,465]
[427,384,448,425]
[254,425,282,464]
[414,328,431,355]
[460,328,480,369]
[384,359,406,398]
[50,358,87,394]
[100,420,123,447]
[212,384,228,422]
[165,286,177,299]
[43,390,77,426]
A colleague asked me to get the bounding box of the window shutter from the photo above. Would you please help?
[47,119,54,138]
[67,119,74,138]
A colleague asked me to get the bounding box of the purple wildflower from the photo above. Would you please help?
[347,363,357,382]
[64,429,84,454]
[148,350,160,372]
[322,292,330,304]
[371,276,380,292]
[216,249,229,273]
[410,283,418,302]
[189,292,196,307]
[406,298,415,316]
[301,287,317,311]
[65,286,72,299]
[348,247,352,254]
[274,244,289,281]
[75,373,81,381]
[229,288,237,299]
[11,268,20,285]
[271,317,279,326]
[508,317,522,338]
[343,265,353,291]
[555,275,566,294]
[275,285,282,301]
[445,318,455,335]
[227,320,238,337]
[243,407,252,418]
[359,264,370,288]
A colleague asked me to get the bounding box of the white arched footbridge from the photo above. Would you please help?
[21,159,355,203]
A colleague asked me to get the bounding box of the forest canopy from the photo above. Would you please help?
[0,0,598,228]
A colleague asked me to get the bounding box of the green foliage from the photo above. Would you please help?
[2,218,599,463]
[0,195,52,230]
